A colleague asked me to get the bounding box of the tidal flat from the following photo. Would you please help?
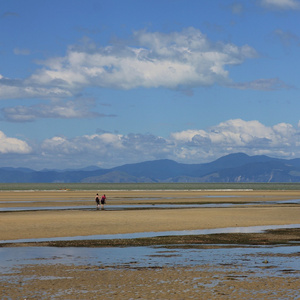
[0,187,300,299]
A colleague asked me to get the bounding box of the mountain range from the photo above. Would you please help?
[2,153,300,183]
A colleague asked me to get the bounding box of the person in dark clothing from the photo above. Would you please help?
[95,193,100,210]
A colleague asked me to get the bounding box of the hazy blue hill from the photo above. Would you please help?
[0,169,109,183]
[199,152,274,171]
[287,158,300,168]
[0,169,31,183]
[37,169,108,183]
[78,166,103,172]
[214,160,300,182]
[1,153,300,183]
[82,171,154,183]
[1,167,35,173]
[112,159,193,180]
[173,153,276,178]
[40,166,103,172]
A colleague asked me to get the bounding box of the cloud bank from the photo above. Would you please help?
[0,27,263,102]
[2,119,300,169]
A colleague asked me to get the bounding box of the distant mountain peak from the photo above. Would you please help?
[1,153,300,183]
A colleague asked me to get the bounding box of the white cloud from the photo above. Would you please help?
[0,75,72,99]
[0,28,260,99]
[1,98,115,122]
[260,0,300,10]
[38,133,169,169]
[170,119,300,162]
[23,119,299,168]
[0,131,32,154]
[41,134,124,156]
[3,119,300,169]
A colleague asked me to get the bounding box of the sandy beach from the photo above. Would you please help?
[1,189,300,240]
[1,189,300,299]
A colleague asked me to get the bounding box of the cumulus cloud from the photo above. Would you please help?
[1,98,116,122]
[260,0,300,10]
[29,119,300,169]
[2,119,300,168]
[40,133,172,167]
[170,119,299,160]
[0,131,32,154]
[0,28,261,100]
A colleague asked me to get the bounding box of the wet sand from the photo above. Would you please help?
[2,263,299,299]
[1,189,300,241]
[1,189,300,299]
[2,206,300,241]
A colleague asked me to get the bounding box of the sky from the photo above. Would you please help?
[1,0,300,170]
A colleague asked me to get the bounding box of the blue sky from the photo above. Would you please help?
[1,0,300,169]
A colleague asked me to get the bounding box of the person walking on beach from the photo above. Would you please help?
[95,193,100,210]
[101,194,106,210]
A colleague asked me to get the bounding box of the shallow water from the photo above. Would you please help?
[0,203,234,212]
[1,245,299,279]
[1,224,300,244]
[1,199,299,212]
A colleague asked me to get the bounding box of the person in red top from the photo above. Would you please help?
[101,194,106,210]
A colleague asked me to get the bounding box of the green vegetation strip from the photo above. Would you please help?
[2,228,300,248]
[1,182,300,190]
